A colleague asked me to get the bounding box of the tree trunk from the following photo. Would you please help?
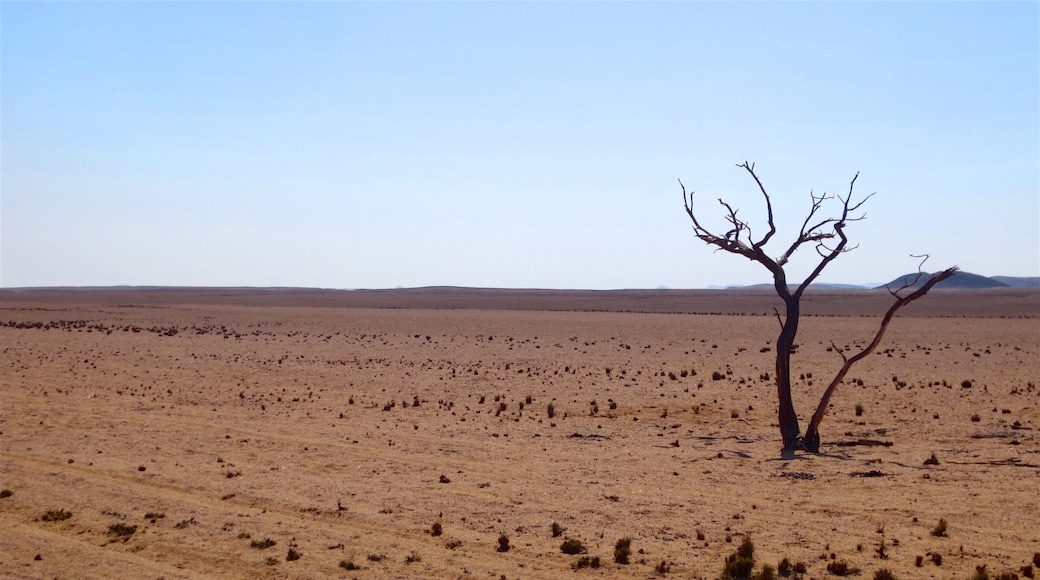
[774,282,802,452]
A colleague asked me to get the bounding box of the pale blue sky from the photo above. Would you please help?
[2,1,1037,289]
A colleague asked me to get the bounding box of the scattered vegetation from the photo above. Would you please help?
[572,555,602,569]
[825,560,859,576]
[561,537,585,555]
[41,509,72,522]
[108,523,137,538]
[250,538,276,550]
[614,537,632,564]
[931,518,948,537]
[721,534,756,579]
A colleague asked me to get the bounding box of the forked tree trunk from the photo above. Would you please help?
[682,163,956,454]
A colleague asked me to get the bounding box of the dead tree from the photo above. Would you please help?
[681,162,957,453]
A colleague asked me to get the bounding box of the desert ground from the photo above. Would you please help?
[1,287,1037,579]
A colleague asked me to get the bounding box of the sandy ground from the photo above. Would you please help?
[1,288,1038,579]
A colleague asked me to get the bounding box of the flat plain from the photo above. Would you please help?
[1,287,1038,579]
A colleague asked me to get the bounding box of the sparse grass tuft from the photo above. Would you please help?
[720,534,756,579]
[614,537,632,564]
[108,523,137,538]
[41,509,72,522]
[931,518,948,537]
[561,537,585,555]
[250,538,276,550]
[825,560,859,576]
[572,555,601,569]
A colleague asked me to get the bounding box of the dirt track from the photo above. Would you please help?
[1,288,1038,579]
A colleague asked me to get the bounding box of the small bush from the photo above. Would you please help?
[561,538,585,555]
[778,558,793,577]
[250,538,276,550]
[41,509,73,522]
[826,560,859,576]
[431,522,443,536]
[924,453,940,466]
[366,553,385,562]
[874,570,897,580]
[264,557,279,566]
[108,523,137,537]
[497,534,510,552]
[0,489,13,499]
[547,403,555,418]
[572,556,601,569]
[404,551,421,563]
[551,521,564,537]
[1035,553,1040,567]
[962,380,973,388]
[286,547,301,561]
[614,537,632,564]
[972,565,989,580]
[446,539,462,550]
[759,564,777,580]
[143,512,165,521]
[339,560,361,571]
[931,518,948,537]
[855,403,864,416]
[655,560,672,575]
[237,532,251,539]
[931,552,942,566]
[721,535,755,579]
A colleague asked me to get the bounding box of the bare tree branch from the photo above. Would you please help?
[802,265,959,451]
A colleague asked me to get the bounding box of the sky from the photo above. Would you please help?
[2,1,1037,290]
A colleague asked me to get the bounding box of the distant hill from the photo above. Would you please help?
[991,276,1040,288]
[876,271,1022,290]
[722,272,1037,291]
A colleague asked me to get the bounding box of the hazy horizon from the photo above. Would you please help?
[3,2,1037,289]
